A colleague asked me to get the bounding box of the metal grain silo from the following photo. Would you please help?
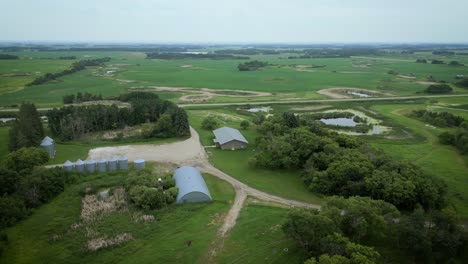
[97,157,107,173]
[63,160,74,172]
[75,159,85,173]
[86,159,96,173]
[133,159,145,170]
[108,156,117,171]
[118,156,128,170]
[40,136,55,158]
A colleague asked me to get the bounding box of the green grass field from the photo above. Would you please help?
[1,169,235,264]
[1,51,467,107]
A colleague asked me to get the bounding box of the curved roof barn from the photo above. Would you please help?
[172,166,211,204]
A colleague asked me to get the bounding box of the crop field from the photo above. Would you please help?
[0,169,235,264]
[1,51,468,107]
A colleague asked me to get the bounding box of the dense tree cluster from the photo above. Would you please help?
[63,92,103,104]
[57,56,77,60]
[125,171,178,210]
[431,59,445,64]
[424,84,453,94]
[251,113,447,211]
[432,50,455,56]
[410,110,465,127]
[238,60,269,71]
[416,59,427,63]
[47,92,190,140]
[0,54,19,60]
[289,48,379,59]
[439,125,468,154]
[449,60,464,66]
[27,57,111,86]
[284,197,466,264]
[8,103,44,151]
[146,52,248,60]
[456,78,468,88]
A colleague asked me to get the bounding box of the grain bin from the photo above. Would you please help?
[75,159,85,173]
[63,160,74,172]
[108,156,117,171]
[118,156,128,170]
[40,136,55,158]
[97,157,107,173]
[133,159,145,170]
[86,159,96,173]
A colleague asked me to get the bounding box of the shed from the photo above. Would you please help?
[63,160,74,172]
[172,166,212,204]
[134,159,145,170]
[118,156,128,170]
[86,159,96,173]
[108,156,117,171]
[75,159,85,173]
[213,126,248,150]
[40,136,55,158]
[97,157,107,173]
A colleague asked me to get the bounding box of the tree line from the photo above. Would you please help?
[251,112,447,211]
[27,57,111,86]
[424,84,453,94]
[238,60,269,71]
[146,52,249,60]
[214,49,280,55]
[47,92,190,140]
[284,196,466,263]
[410,110,465,128]
[63,92,103,104]
[0,54,19,60]
[8,103,44,151]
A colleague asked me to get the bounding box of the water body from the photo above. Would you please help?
[247,107,272,113]
[320,118,357,127]
[348,91,371,97]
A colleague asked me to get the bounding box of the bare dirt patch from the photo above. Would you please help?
[339,71,370,74]
[398,75,416,79]
[415,81,439,85]
[130,86,272,103]
[180,64,193,68]
[317,87,393,99]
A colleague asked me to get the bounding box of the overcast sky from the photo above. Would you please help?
[1,0,468,43]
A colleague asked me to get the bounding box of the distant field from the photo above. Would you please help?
[1,51,468,106]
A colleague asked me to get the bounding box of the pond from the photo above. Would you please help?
[348,91,371,97]
[320,118,357,127]
[246,107,272,113]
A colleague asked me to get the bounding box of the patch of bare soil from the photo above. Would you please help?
[339,71,370,74]
[180,64,193,68]
[129,86,272,103]
[317,87,393,99]
[290,105,332,111]
[415,81,439,85]
[398,75,416,79]
[116,79,138,83]
[352,64,371,68]
[296,69,316,72]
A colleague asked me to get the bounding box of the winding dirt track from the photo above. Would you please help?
[87,127,318,238]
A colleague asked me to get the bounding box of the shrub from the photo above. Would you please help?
[201,116,219,130]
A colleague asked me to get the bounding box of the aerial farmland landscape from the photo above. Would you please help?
[1,1,468,264]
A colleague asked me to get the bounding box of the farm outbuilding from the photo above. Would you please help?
[63,160,73,172]
[40,136,55,158]
[97,158,107,172]
[108,156,117,171]
[75,159,85,173]
[134,159,145,170]
[118,156,128,170]
[172,166,212,204]
[86,159,96,173]
[213,126,248,150]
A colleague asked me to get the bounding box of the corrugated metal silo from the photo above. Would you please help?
[40,137,55,158]
[108,156,117,171]
[118,156,128,170]
[133,159,145,170]
[63,160,74,172]
[86,159,96,173]
[97,157,107,173]
[75,159,85,173]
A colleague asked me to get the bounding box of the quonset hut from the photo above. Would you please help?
[172,166,212,204]
[40,136,55,158]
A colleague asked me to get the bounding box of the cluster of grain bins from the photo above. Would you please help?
[39,136,55,158]
[62,156,145,173]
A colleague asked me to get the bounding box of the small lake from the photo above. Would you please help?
[348,91,371,97]
[320,118,357,127]
[247,107,271,113]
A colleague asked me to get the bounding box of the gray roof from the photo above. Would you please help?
[64,160,73,166]
[75,159,84,165]
[40,137,53,146]
[44,136,54,142]
[213,126,248,145]
[86,159,95,164]
[134,159,145,163]
[108,156,117,162]
[97,157,106,163]
[119,156,127,161]
[173,166,211,204]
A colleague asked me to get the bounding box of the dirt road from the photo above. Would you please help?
[87,127,318,239]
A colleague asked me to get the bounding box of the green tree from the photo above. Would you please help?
[240,120,250,130]
[201,116,219,130]
[0,169,20,195]
[8,103,44,151]
[171,108,190,136]
[3,147,49,173]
